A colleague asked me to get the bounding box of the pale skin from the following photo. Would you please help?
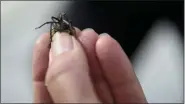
[32,28,147,103]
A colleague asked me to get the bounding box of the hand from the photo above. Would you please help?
[32,28,147,103]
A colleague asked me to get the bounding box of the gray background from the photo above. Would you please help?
[1,1,183,103]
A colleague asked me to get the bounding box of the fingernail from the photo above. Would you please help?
[83,28,95,33]
[51,32,74,57]
[100,33,109,36]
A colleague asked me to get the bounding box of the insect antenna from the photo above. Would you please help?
[35,21,58,29]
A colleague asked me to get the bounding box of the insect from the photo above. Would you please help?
[35,13,76,44]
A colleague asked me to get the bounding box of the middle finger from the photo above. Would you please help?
[77,28,114,103]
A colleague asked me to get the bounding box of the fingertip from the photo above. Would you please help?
[81,28,97,36]
[35,32,50,47]
[96,33,121,54]
[98,33,115,43]
[96,33,131,69]
[81,28,98,39]
[79,28,99,47]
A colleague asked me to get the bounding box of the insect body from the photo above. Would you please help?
[35,13,76,43]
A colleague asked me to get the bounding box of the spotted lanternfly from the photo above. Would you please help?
[35,13,76,46]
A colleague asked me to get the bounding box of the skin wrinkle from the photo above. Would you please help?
[46,52,88,86]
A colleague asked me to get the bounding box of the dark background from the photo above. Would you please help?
[66,1,184,58]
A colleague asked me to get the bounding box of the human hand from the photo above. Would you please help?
[32,28,147,103]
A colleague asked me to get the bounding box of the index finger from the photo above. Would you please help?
[32,33,52,103]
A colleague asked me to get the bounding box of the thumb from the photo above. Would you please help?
[45,32,100,103]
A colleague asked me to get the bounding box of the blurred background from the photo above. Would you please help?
[1,1,184,103]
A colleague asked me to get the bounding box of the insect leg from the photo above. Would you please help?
[50,23,53,43]
[35,21,57,29]
[61,12,66,17]
[51,16,60,22]
[47,23,52,48]
[59,13,64,21]
[64,13,70,22]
